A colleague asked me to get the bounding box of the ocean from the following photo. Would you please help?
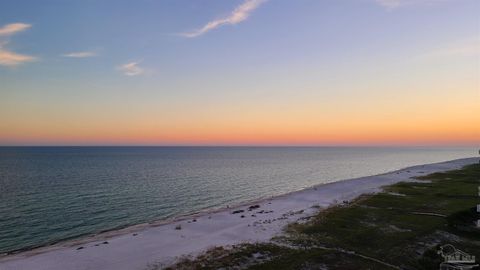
[0,146,475,254]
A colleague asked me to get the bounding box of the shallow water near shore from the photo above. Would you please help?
[0,146,475,253]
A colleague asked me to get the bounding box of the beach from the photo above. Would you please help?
[0,157,478,270]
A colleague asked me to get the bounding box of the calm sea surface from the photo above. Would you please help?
[0,146,475,253]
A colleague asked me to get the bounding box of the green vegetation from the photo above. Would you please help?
[163,164,480,269]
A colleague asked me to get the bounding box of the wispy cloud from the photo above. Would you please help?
[375,0,407,9]
[0,23,31,36]
[420,38,480,59]
[180,0,267,38]
[0,45,36,67]
[375,0,449,9]
[118,62,144,76]
[62,51,97,58]
[0,22,36,67]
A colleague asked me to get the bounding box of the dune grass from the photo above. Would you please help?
[162,164,480,270]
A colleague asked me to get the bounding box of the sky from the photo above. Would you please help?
[0,0,479,146]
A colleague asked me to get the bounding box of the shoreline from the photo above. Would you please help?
[0,157,461,256]
[0,157,478,270]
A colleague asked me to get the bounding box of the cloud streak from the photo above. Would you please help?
[0,46,36,67]
[375,0,449,9]
[0,23,36,67]
[375,0,408,8]
[0,23,31,36]
[180,0,266,38]
[118,62,144,76]
[62,51,97,58]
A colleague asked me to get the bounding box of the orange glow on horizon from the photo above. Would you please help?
[1,112,478,146]
[1,75,478,146]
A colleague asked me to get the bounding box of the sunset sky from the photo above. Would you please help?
[0,0,479,146]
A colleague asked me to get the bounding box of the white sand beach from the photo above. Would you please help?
[1,157,478,270]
